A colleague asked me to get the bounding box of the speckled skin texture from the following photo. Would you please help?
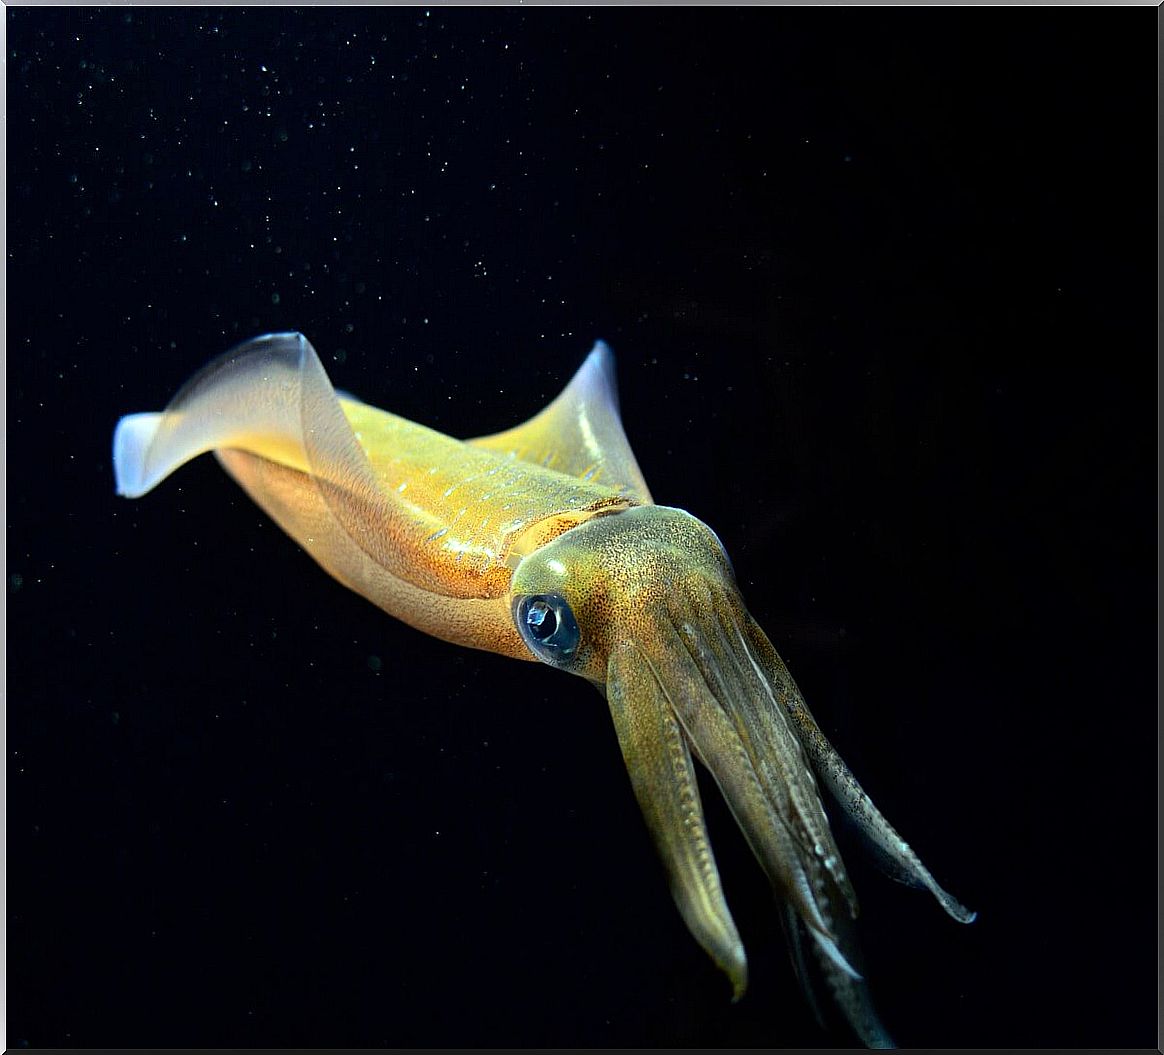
[114,333,641,657]
[115,332,973,1048]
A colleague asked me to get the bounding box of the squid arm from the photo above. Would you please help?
[113,331,973,1047]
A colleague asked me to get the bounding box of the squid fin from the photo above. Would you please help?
[111,332,439,596]
[469,341,653,503]
[114,332,334,496]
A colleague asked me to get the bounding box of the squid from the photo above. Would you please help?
[113,332,973,1046]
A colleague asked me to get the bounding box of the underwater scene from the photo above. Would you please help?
[8,7,1155,1049]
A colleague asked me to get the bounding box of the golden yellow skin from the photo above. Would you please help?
[113,332,973,1047]
[219,395,633,659]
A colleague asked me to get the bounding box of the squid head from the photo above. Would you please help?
[509,503,974,1046]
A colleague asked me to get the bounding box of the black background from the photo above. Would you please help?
[8,8,1155,1049]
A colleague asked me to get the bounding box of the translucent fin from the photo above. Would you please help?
[111,332,447,596]
[469,340,653,503]
[113,413,166,497]
[113,332,323,497]
[607,640,747,1000]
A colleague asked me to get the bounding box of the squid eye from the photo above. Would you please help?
[515,593,580,665]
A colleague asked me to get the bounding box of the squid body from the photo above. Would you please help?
[113,333,973,1046]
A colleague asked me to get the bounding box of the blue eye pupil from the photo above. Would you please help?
[526,600,557,640]
[517,593,580,663]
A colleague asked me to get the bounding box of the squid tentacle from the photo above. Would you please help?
[745,617,977,925]
[606,640,748,999]
[702,587,860,918]
[645,611,861,982]
[647,588,904,1046]
[782,899,896,1049]
[672,588,857,921]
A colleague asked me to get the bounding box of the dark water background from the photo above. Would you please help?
[8,8,1155,1049]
